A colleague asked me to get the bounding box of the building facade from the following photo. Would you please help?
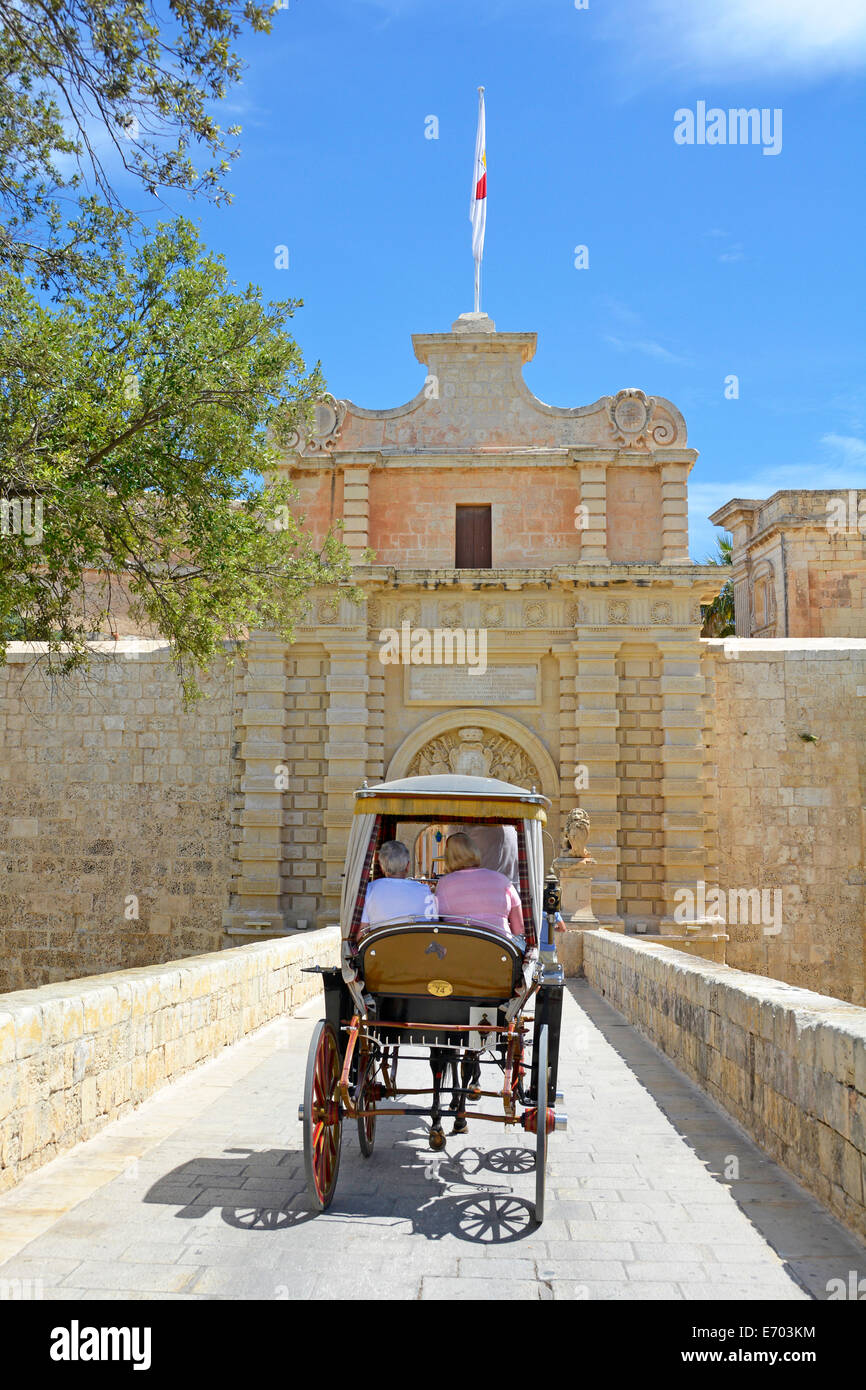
[3,315,864,1003]
[224,312,726,948]
[711,491,866,638]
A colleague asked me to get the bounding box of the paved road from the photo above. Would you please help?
[1,980,864,1301]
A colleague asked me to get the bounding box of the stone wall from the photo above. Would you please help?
[0,641,237,991]
[0,926,340,1192]
[583,930,866,1241]
[707,638,866,1004]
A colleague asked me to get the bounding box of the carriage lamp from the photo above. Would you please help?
[542,873,561,916]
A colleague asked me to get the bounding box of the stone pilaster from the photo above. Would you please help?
[223,633,290,936]
[578,465,608,562]
[342,466,370,563]
[573,634,622,926]
[366,647,386,784]
[657,639,718,931]
[660,464,691,564]
[321,639,372,924]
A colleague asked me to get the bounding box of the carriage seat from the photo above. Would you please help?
[356,918,525,1002]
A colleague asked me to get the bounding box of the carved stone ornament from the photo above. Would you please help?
[438,600,463,628]
[607,599,629,625]
[523,601,546,627]
[609,389,652,445]
[316,595,340,624]
[367,599,382,629]
[483,601,506,628]
[408,727,540,788]
[608,389,676,448]
[650,600,673,624]
[562,807,592,859]
[285,393,347,456]
[396,602,420,627]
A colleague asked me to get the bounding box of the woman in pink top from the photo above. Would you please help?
[434,832,524,936]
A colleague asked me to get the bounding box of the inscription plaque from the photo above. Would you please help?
[405,664,540,706]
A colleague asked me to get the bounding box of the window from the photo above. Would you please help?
[455,505,492,568]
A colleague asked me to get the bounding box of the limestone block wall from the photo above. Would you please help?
[708,639,866,1004]
[583,931,866,1241]
[0,642,237,991]
[0,926,340,1192]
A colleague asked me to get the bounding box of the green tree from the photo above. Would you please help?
[0,2,358,698]
[701,532,735,636]
[0,218,355,699]
[0,0,276,285]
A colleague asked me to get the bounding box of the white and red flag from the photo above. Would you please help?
[470,86,486,312]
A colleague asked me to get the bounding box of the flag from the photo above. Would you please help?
[470,87,486,311]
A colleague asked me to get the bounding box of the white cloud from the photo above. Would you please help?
[600,296,690,366]
[688,444,866,556]
[604,0,866,84]
[604,334,689,365]
[820,433,866,461]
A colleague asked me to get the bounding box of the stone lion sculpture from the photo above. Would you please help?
[562,807,592,860]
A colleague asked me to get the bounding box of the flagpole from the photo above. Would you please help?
[471,85,486,315]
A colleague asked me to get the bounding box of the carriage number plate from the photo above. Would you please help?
[427,980,453,997]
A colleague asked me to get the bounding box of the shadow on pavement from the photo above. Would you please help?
[570,978,866,1301]
[143,1140,537,1243]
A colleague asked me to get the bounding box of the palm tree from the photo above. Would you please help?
[701,533,735,636]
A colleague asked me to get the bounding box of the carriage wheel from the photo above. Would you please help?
[535,1024,550,1225]
[357,1036,377,1158]
[303,1020,342,1211]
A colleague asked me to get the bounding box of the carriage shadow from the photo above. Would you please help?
[142,1141,537,1243]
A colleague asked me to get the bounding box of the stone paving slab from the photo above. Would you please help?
[0,979,864,1301]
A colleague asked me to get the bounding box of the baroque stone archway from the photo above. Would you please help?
[386,709,560,800]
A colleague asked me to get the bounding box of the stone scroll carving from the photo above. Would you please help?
[285,393,347,456]
[407,726,540,788]
[607,389,677,449]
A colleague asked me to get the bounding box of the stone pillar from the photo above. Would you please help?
[321,639,372,924]
[552,854,599,977]
[224,633,290,936]
[573,635,622,927]
[660,464,691,564]
[578,464,608,563]
[657,639,719,931]
[342,465,370,563]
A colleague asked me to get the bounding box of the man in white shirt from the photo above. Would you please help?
[361,839,438,928]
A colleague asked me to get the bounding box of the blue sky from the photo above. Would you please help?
[155,0,865,560]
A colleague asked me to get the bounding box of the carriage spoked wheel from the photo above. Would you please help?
[356,1035,377,1158]
[535,1024,550,1225]
[303,1020,342,1211]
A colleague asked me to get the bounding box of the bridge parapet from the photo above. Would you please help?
[0,928,340,1193]
[584,930,866,1242]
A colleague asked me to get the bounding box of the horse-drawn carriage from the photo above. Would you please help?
[298,774,566,1223]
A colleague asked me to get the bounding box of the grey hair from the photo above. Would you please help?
[377,839,411,878]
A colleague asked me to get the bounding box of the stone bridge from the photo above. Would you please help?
[0,931,864,1301]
